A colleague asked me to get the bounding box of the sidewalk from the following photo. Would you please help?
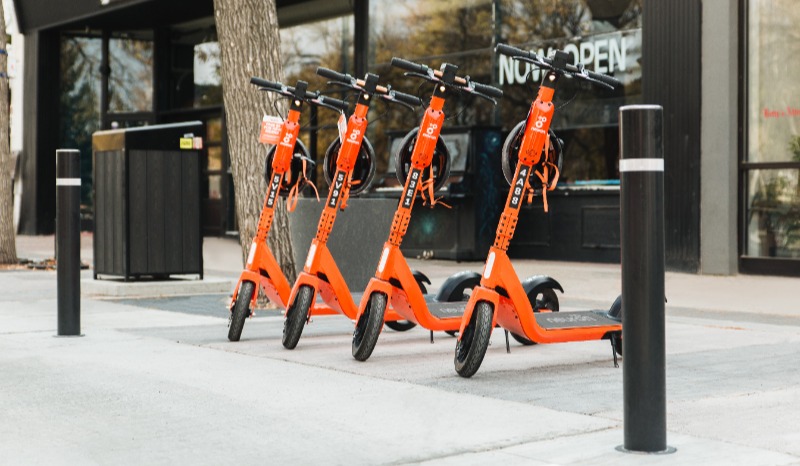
[1,234,799,465]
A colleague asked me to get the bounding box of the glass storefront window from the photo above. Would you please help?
[60,36,102,207]
[747,0,800,164]
[208,146,223,171]
[367,0,495,174]
[194,42,222,107]
[109,35,154,113]
[745,0,800,259]
[280,15,355,189]
[367,0,642,182]
[207,117,223,143]
[208,174,223,200]
[171,18,222,109]
[746,169,800,258]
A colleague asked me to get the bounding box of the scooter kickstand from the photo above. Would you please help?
[504,330,510,353]
[610,335,619,368]
[430,330,434,344]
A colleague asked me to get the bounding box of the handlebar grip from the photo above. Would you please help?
[316,67,351,83]
[586,69,622,88]
[317,95,349,111]
[391,57,428,74]
[250,76,282,90]
[392,90,423,107]
[472,82,503,99]
[495,43,531,59]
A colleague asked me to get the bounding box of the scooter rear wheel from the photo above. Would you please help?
[512,288,560,346]
[454,301,494,378]
[352,292,387,361]
[385,320,415,332]
[283,285,313,349]
[228,281,255,342]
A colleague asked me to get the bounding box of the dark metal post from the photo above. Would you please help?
[618,105,672,454]
[56,149,82,337]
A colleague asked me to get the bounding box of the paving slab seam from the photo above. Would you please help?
[0,329,66,336]
[388,425,621,466]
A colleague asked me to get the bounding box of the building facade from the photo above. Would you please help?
[10,0,799,276]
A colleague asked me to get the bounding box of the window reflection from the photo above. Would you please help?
[60,36,102,207]
[208,146,223,171]
[744,0,800,259]
[194,42,222,107]
[109,35,153,113]
[747,0,800,164]
[367,0,642,182]
[171,19,221,109]
[208,174,222,200]
[747,169,800,258]
[207,117,222,143]
[280,15,355,189]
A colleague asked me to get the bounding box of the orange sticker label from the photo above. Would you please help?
[259,115,283,145]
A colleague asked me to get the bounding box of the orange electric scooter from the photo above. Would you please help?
[281,67,429,349]
[227,77,349,342]
[350,58,505,361]
[453,44,624,377]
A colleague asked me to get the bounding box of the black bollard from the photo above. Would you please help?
[56,149,82,337]
[617,105,673,454]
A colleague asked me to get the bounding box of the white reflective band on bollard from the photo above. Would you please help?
[56,178,82,186]
[618,158,664,172]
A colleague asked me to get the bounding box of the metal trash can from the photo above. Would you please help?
[92,121,204,280]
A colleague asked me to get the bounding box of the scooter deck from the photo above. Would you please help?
[535,310,620,330]
[426,300,467,320]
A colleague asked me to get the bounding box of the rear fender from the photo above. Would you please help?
[410,269,431,293]
[435,271,482,302]
[607,294,622,321]
[521,275,564,300]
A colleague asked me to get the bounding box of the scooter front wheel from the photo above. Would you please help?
[283,285,313,349]
[228,281,255,342]
[454,301,494,378]
[352,292,387,361]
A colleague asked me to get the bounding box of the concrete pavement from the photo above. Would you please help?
[1,234,799,465]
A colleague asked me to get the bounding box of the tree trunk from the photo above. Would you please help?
[213,0,296,282]
[0,3,17,264]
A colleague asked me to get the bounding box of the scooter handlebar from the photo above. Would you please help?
[250,76,282,91]
[316,67,352,84]
[472,81,503,99]
[495,43,530,59]
[315,95,350,111]
[495,43,622,89]
[585,69,622,88]
[391,90,424,107]
[391,57,429,74]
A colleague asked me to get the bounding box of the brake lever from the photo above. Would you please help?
[403,71,437,83]
[325,81,360,93]
[380,94,416,112]
[573,71,616,90]
[310,97,349,113]
[513,55,553,72]
[258,88,295,100]
[463,88,497,106]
